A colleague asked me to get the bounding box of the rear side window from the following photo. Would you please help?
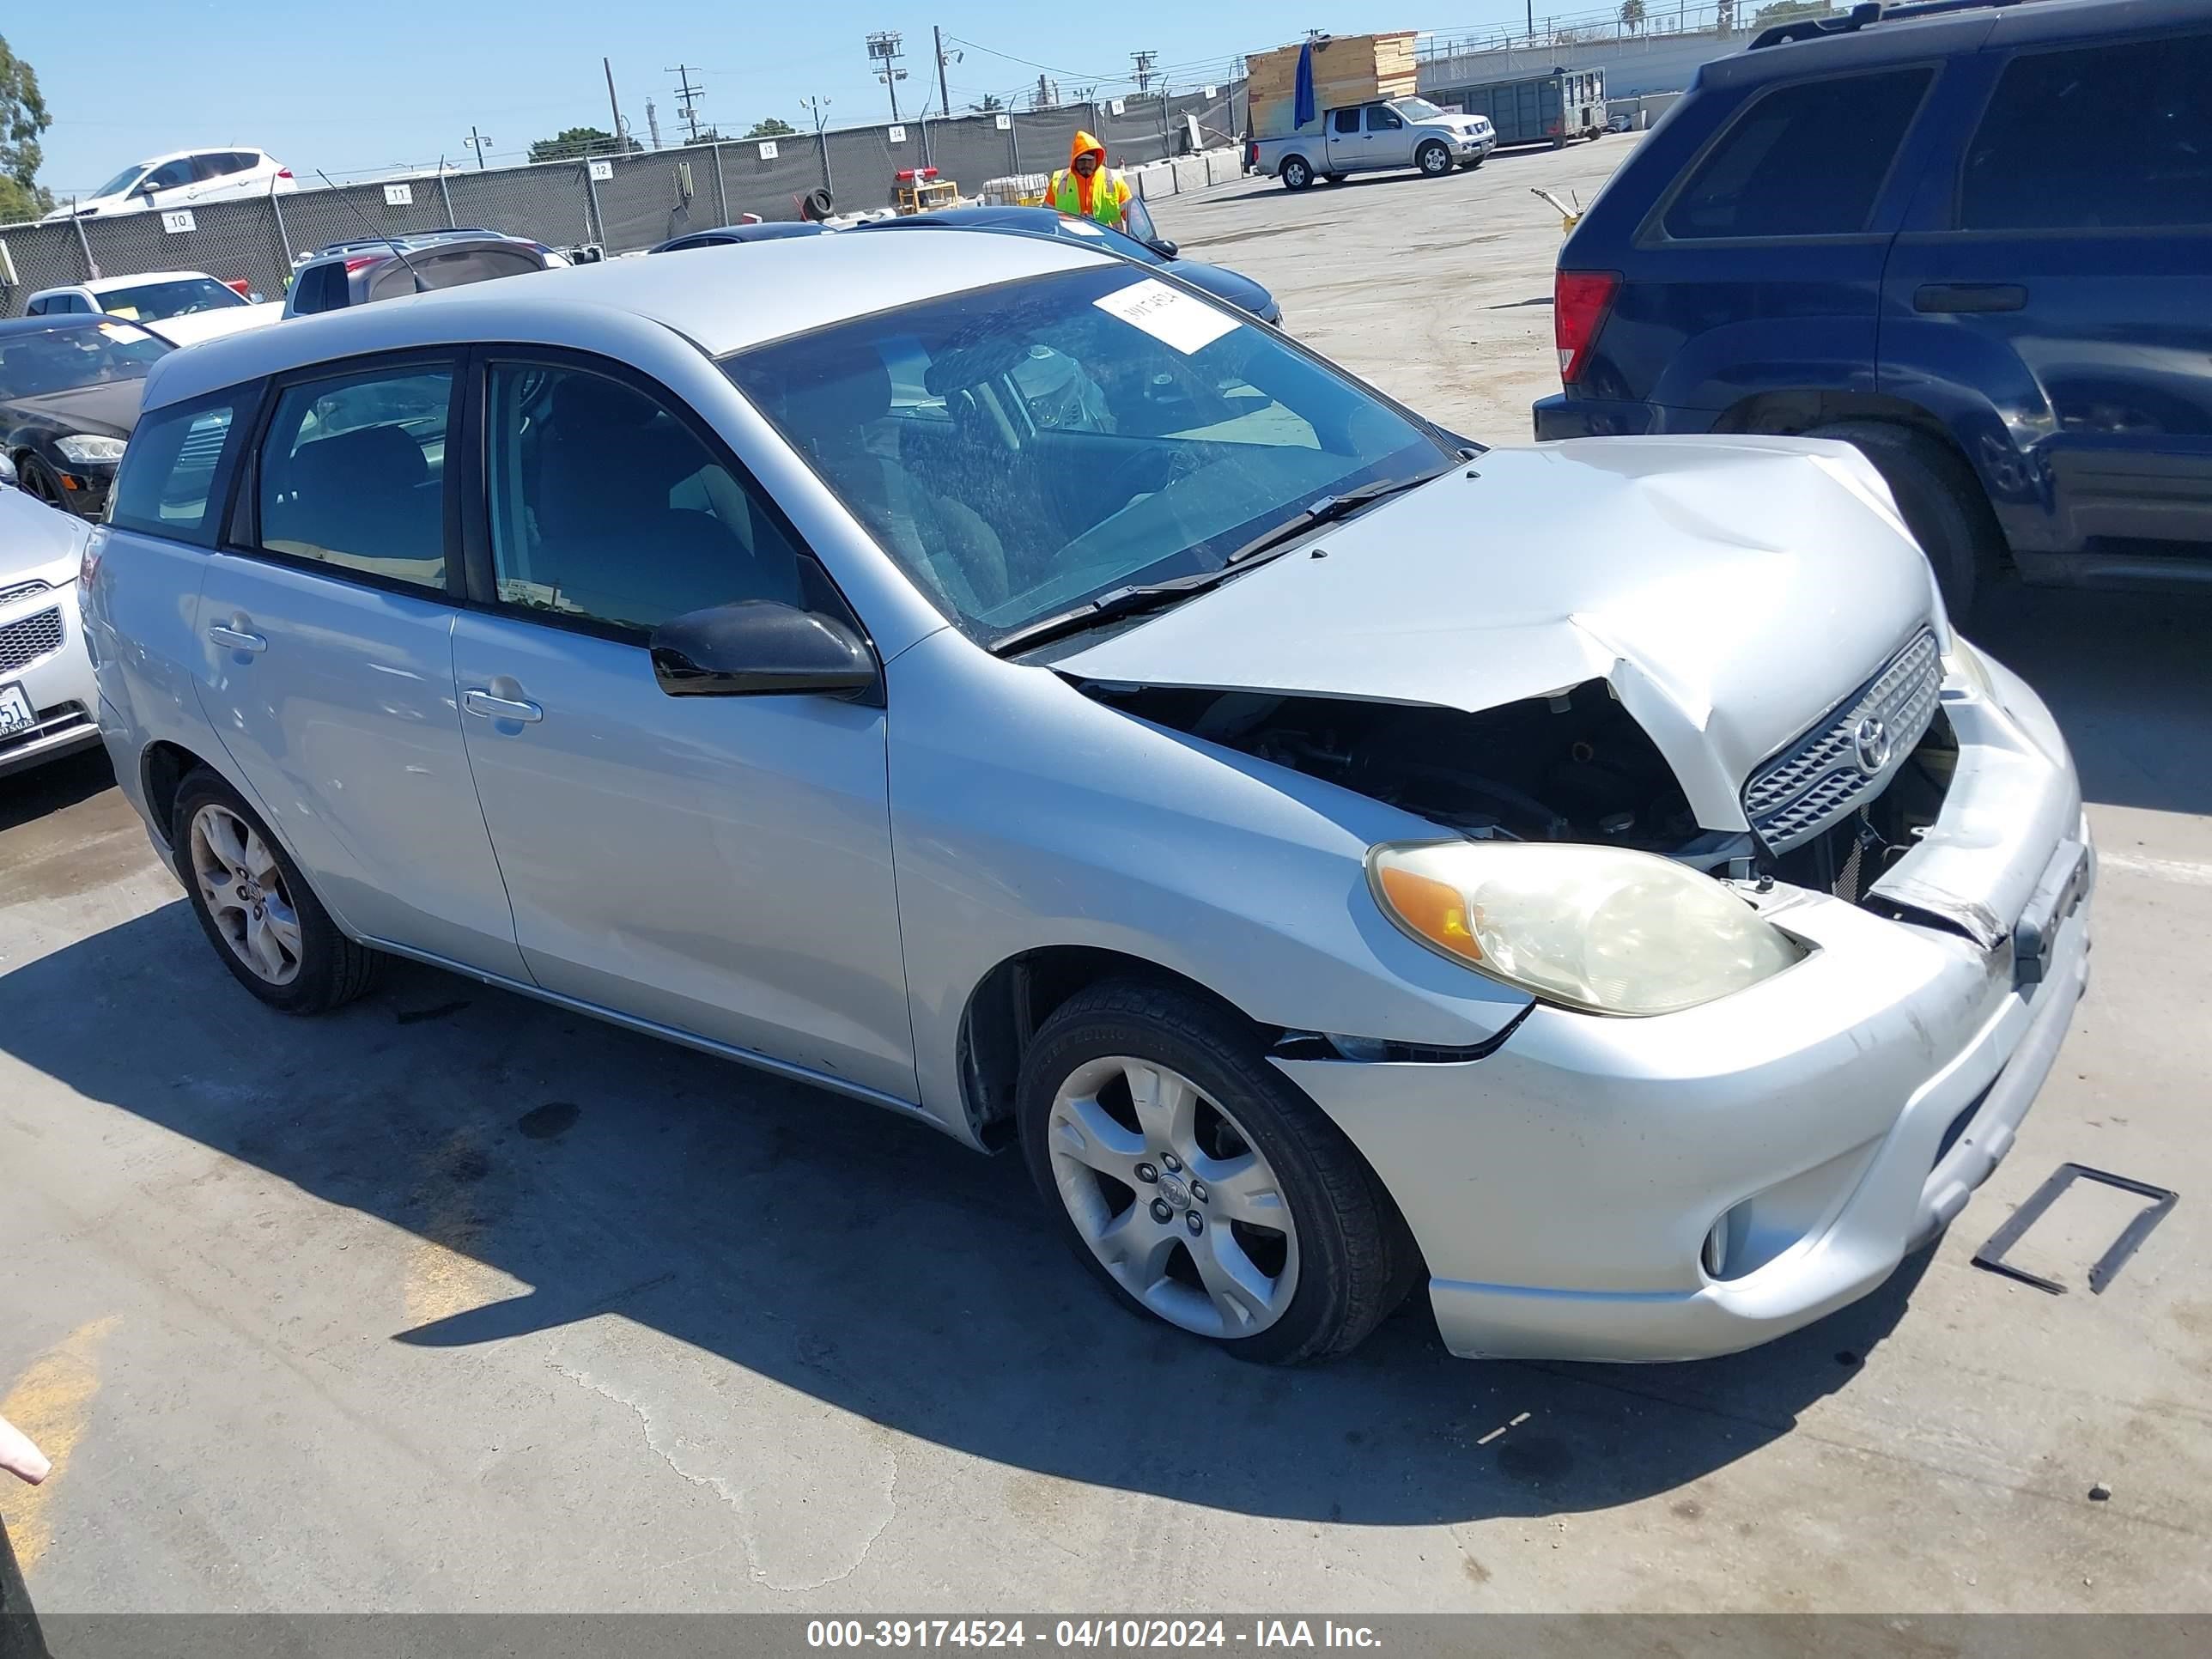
[1961,31,2212,231]
[255,366,453,592]
[1332,109,1361,136]
[108,398,239,545]
[1663,69,1932,240]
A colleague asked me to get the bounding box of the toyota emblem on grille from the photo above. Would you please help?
[1852,715,1894,776]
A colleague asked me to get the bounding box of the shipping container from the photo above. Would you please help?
[1427,68,1608,149]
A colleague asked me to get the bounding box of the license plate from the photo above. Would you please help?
[0,682,34,738]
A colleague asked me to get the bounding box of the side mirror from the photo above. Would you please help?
[650,600,877,699]
[1146,237,1179,259]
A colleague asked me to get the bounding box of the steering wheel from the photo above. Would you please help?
[1099,442,1204,512]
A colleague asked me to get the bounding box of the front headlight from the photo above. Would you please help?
[55,434,127,465]
[1368,840,1804,1016]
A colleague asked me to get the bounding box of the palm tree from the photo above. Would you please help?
[1620,0,1648,33]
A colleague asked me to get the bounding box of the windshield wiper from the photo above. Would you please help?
[1214,465,1456,568]
[988,464,1455,659]
[988,566,1237,658]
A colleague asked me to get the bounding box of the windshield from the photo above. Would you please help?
[1392,98,1445,122]
[94,277,248,322]
[89,163,150,199]
[0,320,172,401]
[726,264,1448,647]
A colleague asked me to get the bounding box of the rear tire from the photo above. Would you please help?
[1323,172,1348,185]
[1804,420,2002,618]
[1417,141,1453,178]
[1279,156,1314,191]
[172,769,381,1015]
[1018,978,1417,1365]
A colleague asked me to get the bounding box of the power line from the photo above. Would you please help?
[865,31,908,124]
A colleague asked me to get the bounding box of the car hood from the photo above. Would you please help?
[3,380,146,441]
[1170,259,1277,321]
[0,483,92,586]
[1053,436,1942,829]
[142,304,284,348]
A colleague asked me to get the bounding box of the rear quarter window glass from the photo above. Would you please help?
[1960,31,2212,231]
[1662,68,1932,240]
[108,399,239,546]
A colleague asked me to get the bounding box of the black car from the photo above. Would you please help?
[1531,0,2212,612]
[652,222,832,253]
[0,315,173,519]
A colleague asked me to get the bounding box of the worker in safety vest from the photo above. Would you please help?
[1050,131,1131,228]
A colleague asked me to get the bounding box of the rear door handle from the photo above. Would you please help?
[207,623,266,653]
[463,688,544,724]
[1915,283,2027,314]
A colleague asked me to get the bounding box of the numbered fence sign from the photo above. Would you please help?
[1109,99,1126,117]
[994,113,1012,131]
[588,159,614,181]
[384,183,414,206]
[161,210,196,235]
[757,140,780,160]
[1203,85,1218,100]
[887,125,907,144]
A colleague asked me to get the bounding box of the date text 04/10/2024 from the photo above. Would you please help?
[804,1620,1384,1649]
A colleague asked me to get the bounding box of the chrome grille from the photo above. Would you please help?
[0,578,52,607]
[1743,629,1942,852]
[0,607,66,676]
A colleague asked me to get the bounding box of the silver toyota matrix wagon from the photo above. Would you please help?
[84,230,2094,1364]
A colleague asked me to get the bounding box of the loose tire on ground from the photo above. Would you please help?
[1017,978,1417,1364]
[1803,420,2002,618]
[171,768,381,1015]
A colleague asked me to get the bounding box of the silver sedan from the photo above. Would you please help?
[83,229,2091,1364]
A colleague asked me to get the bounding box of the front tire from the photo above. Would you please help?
[15,453,67,510]
[1417,141,1453,178]
[1279,156,1314,191]
[1803,420,2002,618]
[172,769,381,1014]
[1018,980,1414,1364]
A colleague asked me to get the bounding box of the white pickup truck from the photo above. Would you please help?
[1252,96,1496,191]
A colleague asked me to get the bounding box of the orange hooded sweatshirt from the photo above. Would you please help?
[1052,130,1131,223]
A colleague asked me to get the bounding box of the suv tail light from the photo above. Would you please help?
[1246,139,1258,169]
[277,167,294,179]
[343,255,382,274]
[1553,269,1620,386]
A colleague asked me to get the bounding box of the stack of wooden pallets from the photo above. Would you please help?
[1246,32,1419,137]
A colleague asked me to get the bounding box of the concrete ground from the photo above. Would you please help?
[3,138,2210,1615]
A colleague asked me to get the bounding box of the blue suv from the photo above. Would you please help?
[1532,0,2212,613]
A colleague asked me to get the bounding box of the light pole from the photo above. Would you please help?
[464,127,494,170]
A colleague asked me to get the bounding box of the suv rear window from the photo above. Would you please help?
[289,262,343,316]
[1663,68,1931,240]
[1960,30,2212,231]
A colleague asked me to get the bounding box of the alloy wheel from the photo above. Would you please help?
[1046,1055,1300,1338]
[188,804,304,987]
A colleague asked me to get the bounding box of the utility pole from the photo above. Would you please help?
[866,31,908,123]
[934,26,952,126]
[603,57,630,151]
[464,126,494,169]
[668,64,706,144]
[1527,2,1535,42]
[1131,50,1158,95]
[645,99,662,149]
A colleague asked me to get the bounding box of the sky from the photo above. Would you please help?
[9,2,1569,196]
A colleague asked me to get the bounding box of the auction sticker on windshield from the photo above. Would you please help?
[1095,277,1237,356]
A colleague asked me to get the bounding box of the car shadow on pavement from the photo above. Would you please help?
[0,748,112,836]
[1970,580,2212,819]
[2,900,1928,1527]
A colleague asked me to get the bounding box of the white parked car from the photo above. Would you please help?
[0,481,98,778]
[23,273,283,349]
[40,149,295,222]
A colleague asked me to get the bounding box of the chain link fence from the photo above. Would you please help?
[0,83,1247,318]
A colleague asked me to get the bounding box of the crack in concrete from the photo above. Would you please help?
[549,1358,897,1593]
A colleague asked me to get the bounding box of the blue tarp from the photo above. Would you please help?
[1294,41,1316,128]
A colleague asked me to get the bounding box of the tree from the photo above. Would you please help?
[745,117,797,138]
[975,93,1005,112]
[528,125,641,163]
[1,33,55,222]
[1620,0,1647,33]
[1751,0,1834,26]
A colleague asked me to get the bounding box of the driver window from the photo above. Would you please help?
[140,160,196,193]
[1368,105,1404,131]
[485,362,803,635]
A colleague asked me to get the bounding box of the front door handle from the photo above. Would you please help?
[207,623,266,653]
[463,687,544,724]
[1915,283,2027,314]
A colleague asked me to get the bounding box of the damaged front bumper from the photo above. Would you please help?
[1273,650,2094,1363]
